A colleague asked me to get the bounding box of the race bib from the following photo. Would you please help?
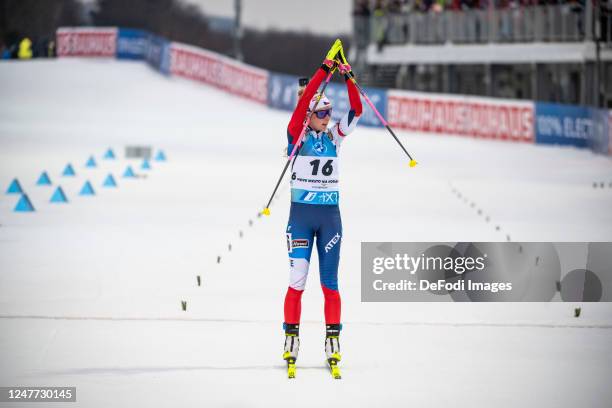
[291,155,339,192]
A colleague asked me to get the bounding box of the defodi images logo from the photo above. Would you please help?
[362,242,611,302]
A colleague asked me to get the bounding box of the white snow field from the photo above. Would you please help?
[1,59,611,407]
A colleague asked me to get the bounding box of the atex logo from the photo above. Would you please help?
[325,233,341,253]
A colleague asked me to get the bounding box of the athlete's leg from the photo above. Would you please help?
[284,203,315,325]
[316,206,343,324]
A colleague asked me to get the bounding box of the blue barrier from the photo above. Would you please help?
[267,71,386,128]
[588,108,610,155]
[146,34,170,75]
[535,103,609,153]
[325,81,386,128]
[117,29,170,74]
[267,72,299,112]
[117,29,149,60]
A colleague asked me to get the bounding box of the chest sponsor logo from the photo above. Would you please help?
[313,140,327,155]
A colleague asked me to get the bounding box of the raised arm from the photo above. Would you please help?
[330,55,363,141]
[286,65,329,146]
[345,75,363,117]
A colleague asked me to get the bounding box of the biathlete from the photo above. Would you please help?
[282,40,362,378]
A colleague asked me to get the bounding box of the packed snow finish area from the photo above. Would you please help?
[1,60,611,407]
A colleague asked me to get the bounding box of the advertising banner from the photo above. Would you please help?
[535,103,590,148]
[587,108,610,155]
[116,29,149,60]
[170,43,268,104]
[535,103,610,154]
[146,34,170,74]
[56,27,117,57]
[325,81,386,128]
[387,90,534,142]
[267,72,298,112]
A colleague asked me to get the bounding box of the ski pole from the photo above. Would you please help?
[262,67,337,216]
[347,72,417,168]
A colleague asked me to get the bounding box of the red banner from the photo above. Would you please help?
[170,43,268,105]
[56,28,117,57]
[388,91,534,142]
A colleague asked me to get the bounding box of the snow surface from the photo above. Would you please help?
[0,59,611,407]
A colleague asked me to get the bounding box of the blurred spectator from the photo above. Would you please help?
[568,0,585,37]
[354,0,372,16]
[47,40,56,58]
[600,0,610,42]
[353,0,372,48]
[4,44,16,59]
[18,37,33,59]
[432,0,445,12]
[388,0,404,12]
[353,0,601,44]
[373,0,388,50]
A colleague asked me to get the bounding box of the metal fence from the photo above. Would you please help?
[354,5,612,47]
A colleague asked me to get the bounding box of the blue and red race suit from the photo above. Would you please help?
[283,64,362,326]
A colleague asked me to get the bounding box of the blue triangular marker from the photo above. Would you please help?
[37,171,52,186]
[79,181,95,196]
[85,156,97,168]
[6,178,23,194]
[103,174,117,187]
[103,148,116,159]
[141,159,151,170]
[62,163,76,176]
[50,186,68,203]
[123,166,136,178]
[155,150,167,161]
[14,194,35,212]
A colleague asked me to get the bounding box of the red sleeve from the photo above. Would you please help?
[346,78,362,116]
[287,67,328,145]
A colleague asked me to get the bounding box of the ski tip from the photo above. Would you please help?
[409,159,417,168]
[263,207,271,216]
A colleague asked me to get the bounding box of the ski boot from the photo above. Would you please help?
[325,324,342,379]
[282,323,300,378]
